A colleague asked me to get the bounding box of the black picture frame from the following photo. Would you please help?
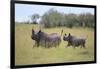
[10,0,97,69]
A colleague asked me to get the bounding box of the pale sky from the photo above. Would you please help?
[15,3,94,22]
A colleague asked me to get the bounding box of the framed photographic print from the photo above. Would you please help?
[10,0,96,69]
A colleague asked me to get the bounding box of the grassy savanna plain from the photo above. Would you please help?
[15,23,95,65]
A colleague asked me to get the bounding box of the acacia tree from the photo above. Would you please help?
[31,14,39,24]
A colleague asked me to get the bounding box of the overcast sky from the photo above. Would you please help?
[15,4,94,22]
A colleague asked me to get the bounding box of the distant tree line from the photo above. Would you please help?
[16,9,94,28]
[30,8,95,28]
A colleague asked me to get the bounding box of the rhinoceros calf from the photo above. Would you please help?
[63,33,86,48]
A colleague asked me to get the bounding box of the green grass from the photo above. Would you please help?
[15,23,95,65]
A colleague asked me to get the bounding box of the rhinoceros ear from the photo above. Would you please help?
[65,33,67,36]
[68,33,71,36]
[32,29,34,32]
[38,29,41,33]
